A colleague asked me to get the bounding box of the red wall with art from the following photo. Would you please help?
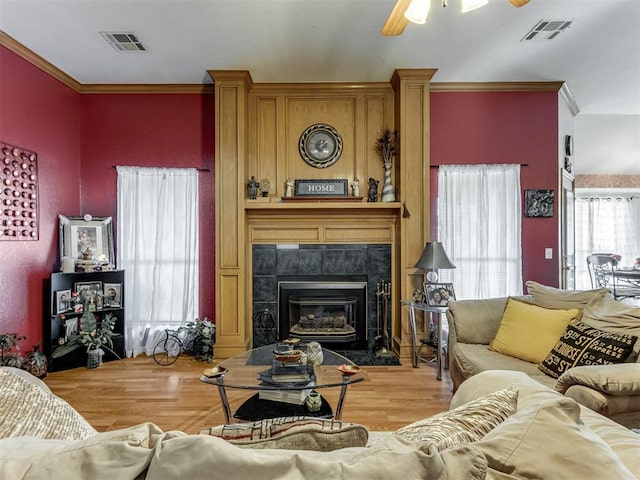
[80,94,216,320]
[430,90,560,289]
[0,45,81,344]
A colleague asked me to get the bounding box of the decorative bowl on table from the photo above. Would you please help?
[202,366,228,378]
[337,364,361,376]
[282,337,301,346]
[273,349,303,364]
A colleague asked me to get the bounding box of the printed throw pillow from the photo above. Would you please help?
[202,416,368,451]
[394,387,518,451]
[538,321,638,379]
[489,297,580,364]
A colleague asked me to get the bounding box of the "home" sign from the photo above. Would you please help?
[294,179,348,197]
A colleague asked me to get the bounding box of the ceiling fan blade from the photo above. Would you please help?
[508,0,531,7]
[381,0,412,36]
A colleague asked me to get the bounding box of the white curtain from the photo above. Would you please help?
[574,190,640,289]
[437,164,522,300]
[116,167,199,357]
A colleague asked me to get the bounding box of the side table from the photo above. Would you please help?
[401,301,448,380]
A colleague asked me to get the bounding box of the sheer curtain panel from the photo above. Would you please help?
[117,167,199,357]
[437,164,522,299]
[574,191,640,289]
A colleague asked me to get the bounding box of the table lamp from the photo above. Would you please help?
[415,241,456,283]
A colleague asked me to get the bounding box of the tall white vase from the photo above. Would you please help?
[381,162,396,202]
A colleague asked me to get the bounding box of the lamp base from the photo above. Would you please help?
[425,270,439,283]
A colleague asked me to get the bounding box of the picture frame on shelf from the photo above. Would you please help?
[58,215,114,265]
[424,283,456,307]
[104,283,122,307]
[55,289,71,314]
[74,281,102,306]
[64,318,78,340]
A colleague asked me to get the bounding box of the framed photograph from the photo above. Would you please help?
[424,283,456,307]
[74,281,102,306]
[64,318,79,340]
[524,189,555,218]
[58,215,114,264]
[104,282,122,307]
[55,289,71,314]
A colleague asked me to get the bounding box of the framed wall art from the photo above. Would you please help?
[58,215,114,264]
[0,141,39,241]
[524,190,555,218]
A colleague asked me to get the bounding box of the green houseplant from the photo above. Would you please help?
[52,311,119,367]
[0,332,26,367]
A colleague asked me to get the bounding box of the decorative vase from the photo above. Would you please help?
[381,162,396,202]
[305,392,322,412]
[24,345,48,379]
[86,348,103,369]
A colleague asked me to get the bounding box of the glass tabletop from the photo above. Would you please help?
[201,343,364,390]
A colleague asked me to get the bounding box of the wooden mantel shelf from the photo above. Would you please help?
[244,200,403,212]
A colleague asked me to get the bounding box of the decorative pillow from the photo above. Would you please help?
[474,396,637,479]
[489,297,580,364]
[394,387,518,451]
[581,290,640,360]
[525,281,609,310]
[202,416,368,451]
[0,368,97,440]
[538,321,638,378]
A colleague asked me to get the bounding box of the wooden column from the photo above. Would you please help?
[208,70,253,357]
[391,69,437,359]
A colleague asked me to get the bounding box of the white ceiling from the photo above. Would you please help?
[1,0,639,117]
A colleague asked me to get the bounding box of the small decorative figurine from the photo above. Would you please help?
[247,176,259,199]
[352,178,360,197]
[285,178,294,197]
[260,178,271,197]
[367,177,379,202]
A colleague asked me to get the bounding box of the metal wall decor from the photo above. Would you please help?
[298,124,343,168]
[524,189,555,218]
[0,141,39,241]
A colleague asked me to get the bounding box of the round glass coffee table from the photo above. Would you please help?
[200,343,364,424]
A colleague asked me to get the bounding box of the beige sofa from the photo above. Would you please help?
[1,365,639,479]
[447,282,640,428]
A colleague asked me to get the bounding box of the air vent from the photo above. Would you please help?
[521,20,572,41]
[100,32,147,51]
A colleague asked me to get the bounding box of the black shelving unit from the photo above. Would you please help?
[44,270,125,372]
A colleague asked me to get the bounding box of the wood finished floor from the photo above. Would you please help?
[44,354,453,434]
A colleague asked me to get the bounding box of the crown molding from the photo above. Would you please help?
[431,81,564,92]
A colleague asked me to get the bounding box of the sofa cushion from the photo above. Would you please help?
[525,281,609,310]
[538,321,638,378]
[581,291,640,360]
[0,368,97,440]
[474,396,636,479]
[201,417,368,451]
[395,387,518,451]
[489,297,579,364]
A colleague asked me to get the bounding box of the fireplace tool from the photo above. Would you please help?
[375,280,393,357]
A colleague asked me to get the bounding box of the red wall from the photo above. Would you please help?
[80,94,215,320]
[430,91,560,289]
[0,45,81,344]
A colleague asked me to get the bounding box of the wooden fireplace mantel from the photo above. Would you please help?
[209,69,436,361]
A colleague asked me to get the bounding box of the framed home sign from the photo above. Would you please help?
[58,215,114,265]
[294,179,348,197]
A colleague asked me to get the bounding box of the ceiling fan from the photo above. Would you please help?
[381,0,531,36]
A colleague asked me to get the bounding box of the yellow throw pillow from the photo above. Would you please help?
[489,297,579,364]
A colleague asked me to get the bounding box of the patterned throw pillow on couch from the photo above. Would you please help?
[394,387,518,451]
[538,321,638,379]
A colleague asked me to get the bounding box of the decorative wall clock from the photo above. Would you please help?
[298,124,343,169]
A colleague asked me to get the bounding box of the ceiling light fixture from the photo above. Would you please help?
[461,0,489,13]
[404,0,431,24]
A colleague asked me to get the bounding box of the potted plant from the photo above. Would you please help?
[182,317,216,363]
[52,311,119,368]
[0,332,26,367]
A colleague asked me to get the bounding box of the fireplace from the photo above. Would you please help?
[278,279,368,349]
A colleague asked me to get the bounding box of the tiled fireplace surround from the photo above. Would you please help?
[252,244,391,349]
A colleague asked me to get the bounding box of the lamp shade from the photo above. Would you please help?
[415,242,456,270]
[404,0,431,24]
